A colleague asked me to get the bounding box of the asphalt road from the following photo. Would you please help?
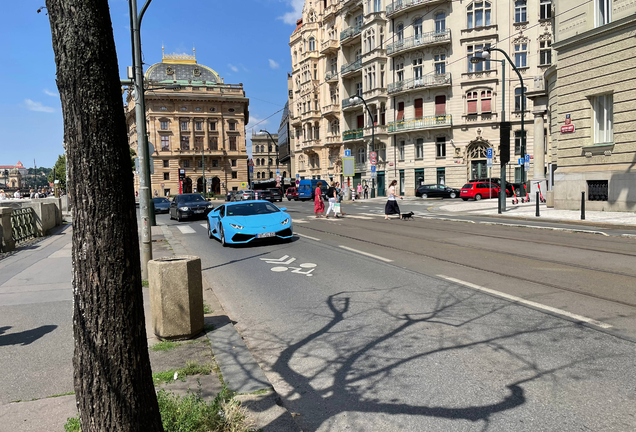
[159,198,636,432]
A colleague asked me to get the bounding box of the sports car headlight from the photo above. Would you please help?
[281,218,289,225]
[229,223,244,230]
[179,206,189,211]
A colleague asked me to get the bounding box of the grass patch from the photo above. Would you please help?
[203,302,213,314]
[153,361,212,385]
[47,391,75,398]
[63,386,256,432]
[142,280,149,287]
[151,340,180,352]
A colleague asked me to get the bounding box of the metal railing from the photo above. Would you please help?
[387,73,451,94]
[325,70,338,81]
[341,59,362,75]
[342,97,362,109]
[386,0,446,16]
[343,128,364,140]
[388,114,452,132]
[11,208,35,244]
[340,25,362,41]
[386,29,451,55]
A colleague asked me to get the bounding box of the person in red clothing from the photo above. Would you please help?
[314,181,325,218]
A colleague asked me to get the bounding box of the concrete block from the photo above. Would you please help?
[0,207,15,252]
[148,256,204,340]
[546,190,554,208]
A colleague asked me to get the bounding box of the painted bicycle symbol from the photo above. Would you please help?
[259,255,317,277]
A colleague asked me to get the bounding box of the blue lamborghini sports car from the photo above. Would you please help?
[206,200,293,246]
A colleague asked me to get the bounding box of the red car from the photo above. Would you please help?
[460,182,501,201]
[285,187,299,201]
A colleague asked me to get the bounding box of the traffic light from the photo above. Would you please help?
[499,121,511,164]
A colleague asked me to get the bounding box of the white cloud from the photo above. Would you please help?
[228,63,239,72]
[268,59,280,69]
[43,89,59,97]
[23,99,56,113]
[279,0,304,25]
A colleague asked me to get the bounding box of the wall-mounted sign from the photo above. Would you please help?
[561,124,575,134]
[565,114,571,125]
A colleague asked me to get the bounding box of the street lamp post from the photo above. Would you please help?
[260,130,280,189]
[349,95,375,198]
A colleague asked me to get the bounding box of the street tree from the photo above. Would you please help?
[44,1,164,431]
[47,154,66,190]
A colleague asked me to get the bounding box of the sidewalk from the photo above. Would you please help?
[0,223,300,432]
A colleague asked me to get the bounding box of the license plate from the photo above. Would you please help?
[195,209,205,214]
[257,232,275,238]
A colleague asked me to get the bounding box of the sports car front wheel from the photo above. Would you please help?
[219,224,228,247]
[207,220,214,239]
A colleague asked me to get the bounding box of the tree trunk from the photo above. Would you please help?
[45,1,164,431]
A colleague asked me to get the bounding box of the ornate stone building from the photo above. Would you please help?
[251,132,282,181]
[126,50,249,197]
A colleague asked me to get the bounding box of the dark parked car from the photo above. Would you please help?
[268,188,283,202]
[152,197,170,214]
[169,193,214,221]
[226,191,235,201]
[254,190,272,201]
[415,184,460,199]
[286,187,299,201]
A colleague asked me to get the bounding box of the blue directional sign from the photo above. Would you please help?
[296,173,300,179]
[525,154,530,163]
[518,158,523,166]
[344,149,351,157]
[371,165,376,173]
[248,166,253,174]
[487,148,493,159]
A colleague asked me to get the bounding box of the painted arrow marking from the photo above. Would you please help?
[260,255,297,265]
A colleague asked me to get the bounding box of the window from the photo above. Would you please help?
[212,159,219,167]
[374,0,381,12]
[398,141,405,161]
[540,41,552,65]
[481,90,492,113]
[181,136,190,150]
[257,172,261,179]
[414,18,423,41]
[596,0,611,27]
[437,167,445,185]
[356,14,363,27]
[414,98,423,118]
[540,0,551,19]
[209,122,216,131]
[209,137,218,151]
[358,147,366,164]
[515,130,526,155]
[413,58,423,84]
[396,23,404,43]
[160,121,168,130]
[356,81,363,96]
[181,121,188,131]
[515,87,527,111]
[467,91,478,114]
[164,189,170,196]
[435,54,446,75]
[232,171,238,179]
[269,158,273,165]
[160,106,167,111]
[415,138,424,159]
[593,94,613,144]
[309,37,316,51]
[194,137,203,150]
[231,159,237,167]
[161,135,170,151]
[163,160,169,168]
[183,159,190,168]
[467,1,491,29]
[256,159,260,166]
[397,102,404,121]
[435,13,446,33]
[515,1,527,23]
[197,159,203,168]
[229,122,236,131]
[435,95,446,115]
[468,44,490,72]
[515,43,527,68]
[436,137,446,158]
[378,144,386,162]
[229,136,237,151]
[396,62,404,82]
[195,121,203,131]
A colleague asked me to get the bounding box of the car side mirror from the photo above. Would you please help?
[279,207,287,211]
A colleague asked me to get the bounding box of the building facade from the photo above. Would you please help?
[547,0,636,211]
[289,0,553,196]
[278,101,295,183]
[251,132,283,181]
[126,50,250,197]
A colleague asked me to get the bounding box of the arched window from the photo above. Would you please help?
[414,18,422,40]
[467,91,478,114]
[257,172,261,179]
[269,158,273,165]
[435,12,446,32]
[256,159,260,166]
[261,158,265,165]
[309,37,316,51]
[396,23,404,43]
[268,145,272,152]
[467,1,491,29]
[269,172,274,178]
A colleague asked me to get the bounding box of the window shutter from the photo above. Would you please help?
[357,115,364,128]
[414,99,423,118]
[435,95,446,115]
[397,102,404,120]
[467,100,477,114]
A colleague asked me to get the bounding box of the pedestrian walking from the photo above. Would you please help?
[363,184,369,199]
[14,190,21,199]
[29,189,37,199]
[384,180,403,220]
[336,182,347,215]
[357,183,362,200]
[324,182,340,219]
[0,190,7,201]
[314,181,325,218]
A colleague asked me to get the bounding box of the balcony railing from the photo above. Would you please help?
[342,97,362,109]
[341,59,362,75]
[325,70,338,81]
[320,38,339,53]
[387,73,451,94]
[340,25,362,41]
[386,29,451,55]
[388,114,452,133]
[343,128,364,141]
[386,0,446,17]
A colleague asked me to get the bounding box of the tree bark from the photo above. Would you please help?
[45,1,164,431]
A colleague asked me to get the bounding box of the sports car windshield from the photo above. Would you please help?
[227,202,280,216]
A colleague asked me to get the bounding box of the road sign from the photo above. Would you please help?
[343,157,355,177]
[561,124,575,134]
[524,154,530,163]
[371,165,376,173]
[518,158,523,166]
[179,168,186,180]
[524,163,530,172]
[276,176,281,182]
[487,158,493,167]
[248,159,254,166]
[296,173,300,179]
[344,149,351,157]
[276,170,280,175]
[295,179,300,186]
[249,166,253,173]
[487,148,493,159]
[241,182,247,188]
[161,183,165,188]
[370,151,377,159]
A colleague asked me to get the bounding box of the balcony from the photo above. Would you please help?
[343,128,364,141]
[386,29,451,56]
[387,73,451,95]
[320,38,339,55]
[301,109,321,122]
[341,59,362,77]
[342,97,363,110]
[325,135,342,146]
[325,70,339,82]
[386,0,448,17]
[321,104,341,119]
[340,25,362,42]
[388,114,452,133]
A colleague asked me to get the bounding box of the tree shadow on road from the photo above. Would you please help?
[0,325,57,346]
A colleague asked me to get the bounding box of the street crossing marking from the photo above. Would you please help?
[437,275,613,329]
[338,246,393,262]
[177,225,196,234]
[294,219,309,223]
[200,223,208,229]
[296,233,321,241]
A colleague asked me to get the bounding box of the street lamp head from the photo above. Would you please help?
[470,50,491,64]
[350,96,360,103]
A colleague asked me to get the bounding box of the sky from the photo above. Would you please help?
[0,0,305,168]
